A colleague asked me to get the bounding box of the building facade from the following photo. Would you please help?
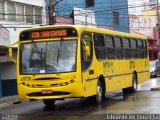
[143,0,159,10]
[0,0,46,97]
[129,6,159,61]
[45,0,130,32]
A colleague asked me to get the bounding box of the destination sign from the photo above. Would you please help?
[20,28,77,41]
[31,29,67,39]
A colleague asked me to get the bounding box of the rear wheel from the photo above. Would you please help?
[131,73,138,93]
[122,73,137,94]
[43,99,55,107]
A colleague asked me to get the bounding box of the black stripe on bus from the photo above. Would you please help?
[86,70,149,81]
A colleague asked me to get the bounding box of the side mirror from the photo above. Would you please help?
[84,46,90,57]
[9,47,13,59]
[82,41,90,59]
[8,41,18,63]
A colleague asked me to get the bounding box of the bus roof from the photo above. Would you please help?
[20,25,147,40]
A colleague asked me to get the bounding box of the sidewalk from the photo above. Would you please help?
[0,95,21,108]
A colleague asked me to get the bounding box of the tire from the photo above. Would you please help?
[122,73,137,94]
[86,80,104,105]
[96,81,103,104]
[88,81,103,104]
[130,73,137,93]
[122,87,130,94]
[43,99,56,107]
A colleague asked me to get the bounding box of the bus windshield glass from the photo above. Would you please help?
[20,40,77,74]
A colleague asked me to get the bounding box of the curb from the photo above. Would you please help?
[0,103,10,108]
[0,95,22,108]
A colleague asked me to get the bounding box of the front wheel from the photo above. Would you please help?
[43,99,56,107]
[90,81,103,104]
[96,81,103,104]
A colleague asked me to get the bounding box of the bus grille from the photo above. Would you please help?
[27,91,70,97]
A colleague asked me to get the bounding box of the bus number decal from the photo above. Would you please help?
[111,62,114,74]
[130,61,135,69]
[103,62,110,69]
[22,76,31,81]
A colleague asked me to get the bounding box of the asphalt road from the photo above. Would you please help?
[0,77,160,120]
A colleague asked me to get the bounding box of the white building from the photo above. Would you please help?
[128,0,143,15]
[0,0,46,97]
[73,7,96,27]
[0,0,46,44]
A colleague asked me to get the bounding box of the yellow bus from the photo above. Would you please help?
[9,25,150,106]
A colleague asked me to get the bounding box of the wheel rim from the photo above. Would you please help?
[133,75,137,90]
[96,82,102,104]
[133,80,137,90]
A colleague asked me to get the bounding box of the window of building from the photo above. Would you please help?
[26,5,33,23]
[113,11,119,24]
[149,0,156,5]
[35,7,42,24]
[0,1,43,24]
[17,3,24,22]
[0,1,4,20]
[86,0,95,8]
[7,2,16,21]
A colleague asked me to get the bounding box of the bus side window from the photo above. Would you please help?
[94,33,106,60]
[115,37,123,59]
[137,39,143,58]
[130,39,138,59]
[123,37,131,59]
[81,33,93,71]
[143,40,148,58]
[105,35,116,59]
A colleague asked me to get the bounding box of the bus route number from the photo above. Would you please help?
[32,32,40,39]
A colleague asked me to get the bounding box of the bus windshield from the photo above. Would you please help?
[20,40,77,74]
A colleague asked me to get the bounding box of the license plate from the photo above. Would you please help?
[42,90,52,95]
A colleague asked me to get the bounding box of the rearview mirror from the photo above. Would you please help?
[84,45,90,57]
[8,41,18,63]
[82,41,90,59]
[9,47,13,59]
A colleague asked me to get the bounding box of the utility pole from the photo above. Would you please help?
[49,0,56,25]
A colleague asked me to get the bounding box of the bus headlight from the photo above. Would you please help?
[70,79,74,83]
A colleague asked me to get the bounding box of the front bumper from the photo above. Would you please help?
[18,81,83,100]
